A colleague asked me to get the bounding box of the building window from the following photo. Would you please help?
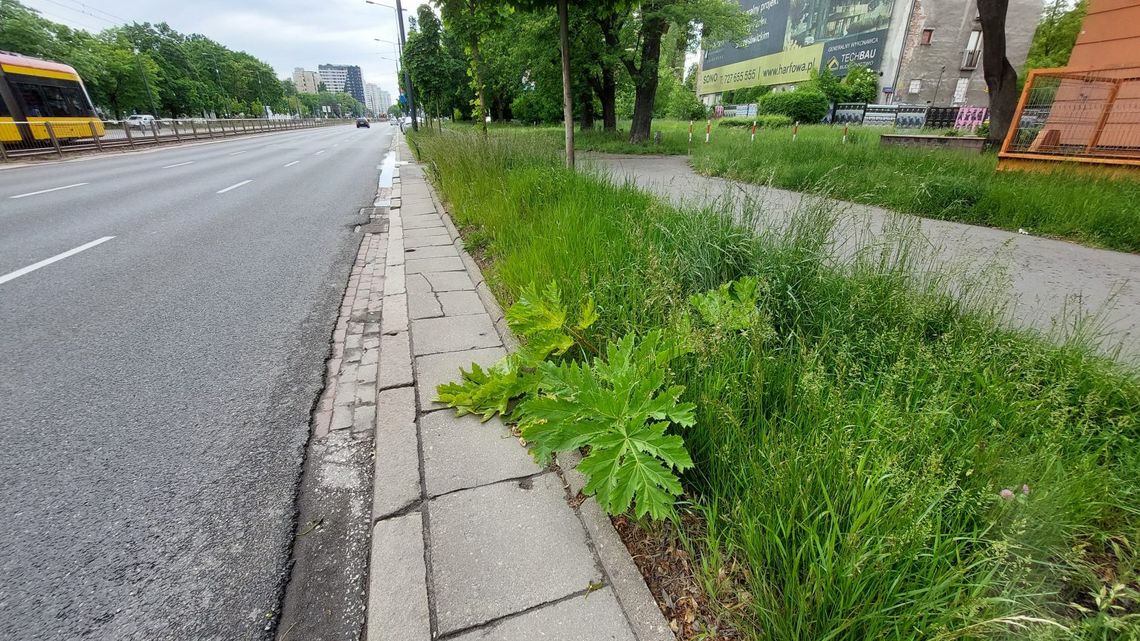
[909,79,923,94]
[953,78,970,105]
[921,28,934,45]
[961,30,983,69]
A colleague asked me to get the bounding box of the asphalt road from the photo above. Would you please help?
[0,123,397,640]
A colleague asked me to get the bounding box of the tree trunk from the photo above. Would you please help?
[628,17,667,143]
[558,0,575,167]
[580,86,595,130]
[977,0,1019,146]
[600,66,617,132]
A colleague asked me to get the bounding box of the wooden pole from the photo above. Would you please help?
[558,0,574,168]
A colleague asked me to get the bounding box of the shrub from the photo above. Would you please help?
[758,89,830,123]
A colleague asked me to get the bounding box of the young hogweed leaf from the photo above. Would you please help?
[689,276,763,332]
[507,282,567,336]
[518,329,695,520]
[436,359,538,421]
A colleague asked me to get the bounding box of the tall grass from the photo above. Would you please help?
[451,120,1140,253]
[413,129,1140,640]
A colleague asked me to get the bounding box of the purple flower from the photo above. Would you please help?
[1022,484,1030,496]
[1000,489,1015,500]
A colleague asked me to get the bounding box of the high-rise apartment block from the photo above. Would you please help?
[292,68,321,95]
[318,64,365,105]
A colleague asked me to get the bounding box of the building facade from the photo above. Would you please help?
[292,68,321,94]
[699,0,1042,108]
[364,83,392,116]
[318,64,366,104]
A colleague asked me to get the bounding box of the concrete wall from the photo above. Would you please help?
[894,0,1041,107]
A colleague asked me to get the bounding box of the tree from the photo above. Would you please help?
[1025,0,1086,71]
[604,0,748,142]
[977,0,1021,145]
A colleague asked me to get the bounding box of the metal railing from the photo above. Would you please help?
[1000,68,1140,164]
[0,117,346,162]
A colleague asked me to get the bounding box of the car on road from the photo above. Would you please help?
[355,117,370,128]
[125,114,159,130]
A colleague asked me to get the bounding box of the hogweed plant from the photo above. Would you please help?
[437,282,695,520]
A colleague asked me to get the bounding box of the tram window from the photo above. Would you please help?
[0,95,9,117]
[13,83,47,117]
[41,84,89,117]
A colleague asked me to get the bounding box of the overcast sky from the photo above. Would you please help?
[25,0,432,97]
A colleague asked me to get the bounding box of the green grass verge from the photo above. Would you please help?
[411,129,1140,640]
[449,119,1140,253]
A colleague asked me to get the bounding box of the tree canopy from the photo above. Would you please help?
[0,0,365,118]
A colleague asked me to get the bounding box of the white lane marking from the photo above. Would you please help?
[0,236,115,286]
[283,161,300,167]
[9,183,89,199]
[314,150,325,156]
[216,180,252,194]
[229,150,247,156]
[162,161,194,169]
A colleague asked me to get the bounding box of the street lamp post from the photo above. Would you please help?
[365,0,417,131]
[132,47,160,117]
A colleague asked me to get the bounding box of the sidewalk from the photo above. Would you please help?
[319,136,673,641]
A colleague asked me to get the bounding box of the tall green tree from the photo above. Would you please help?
[1025,0,1086,71]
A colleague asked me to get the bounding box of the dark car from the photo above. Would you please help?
[356,118,370,128]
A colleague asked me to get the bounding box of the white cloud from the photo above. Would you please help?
[24,0,432,97]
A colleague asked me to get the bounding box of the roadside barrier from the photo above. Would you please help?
[0,117,346,162]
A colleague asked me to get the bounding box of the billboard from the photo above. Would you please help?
[700,0,896,94]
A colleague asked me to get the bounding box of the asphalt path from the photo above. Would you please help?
[0,123,397,640]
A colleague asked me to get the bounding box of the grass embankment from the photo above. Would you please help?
[412,130,1140,641]
[465,120,1140,253]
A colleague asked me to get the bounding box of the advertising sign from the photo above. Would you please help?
[700,44,823,93]
[894,105,928,128]
[701,0,896,94]
[821,29,888,76]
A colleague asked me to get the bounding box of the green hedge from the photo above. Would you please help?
[757,89,830,124]
[718,115,794,128]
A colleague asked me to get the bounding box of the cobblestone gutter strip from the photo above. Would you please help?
[384,139,674,641]
[277,216,390,639]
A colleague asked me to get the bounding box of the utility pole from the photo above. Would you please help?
[393,0,418,131]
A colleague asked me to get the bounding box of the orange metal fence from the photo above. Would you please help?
[1000,68,1140,166]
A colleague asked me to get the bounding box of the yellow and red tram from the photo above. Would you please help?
[0,51,104,144]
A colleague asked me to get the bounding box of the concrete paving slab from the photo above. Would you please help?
[428,474,602,635]
[411,314,500,355]
[438,290,486,316]
[403,244,459,259]
[403,217,444,230]
[405,234,455,249]
[379,331,413,388]
[421,411,541,497]
[414,347,507,408]
[407,273,432,295]
[404,227,451,241]
[373,387,420,519]
[367,513,431,641]
[422,271,476,292]
[406,256,465,274]
[448,588,637,641]
[408,290,443,320]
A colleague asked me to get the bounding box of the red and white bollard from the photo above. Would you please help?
[750,120,757,142]
[705,119,711,144]
[793,122,799,142]
[843,124,849,144]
